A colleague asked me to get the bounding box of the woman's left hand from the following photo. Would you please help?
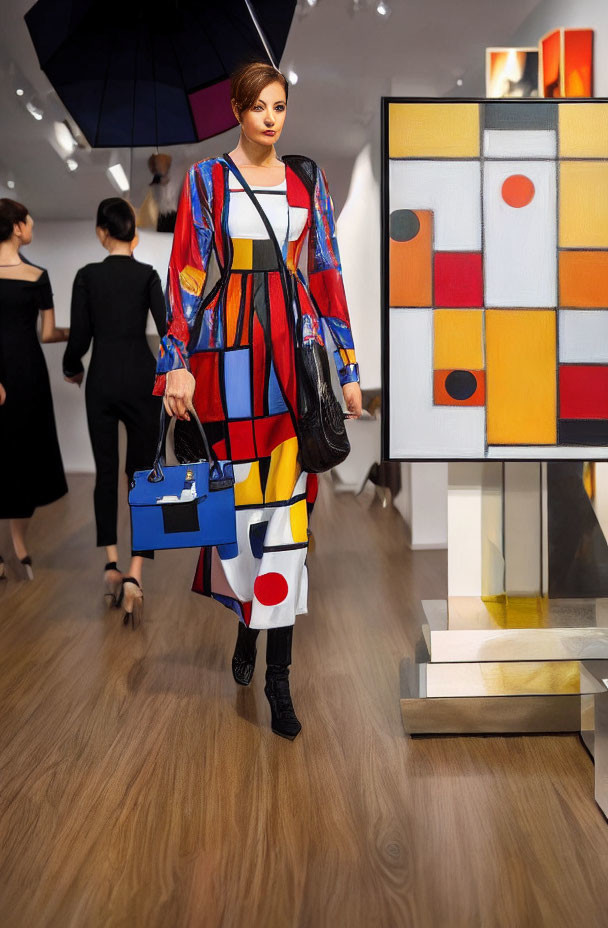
[342,381,362,419]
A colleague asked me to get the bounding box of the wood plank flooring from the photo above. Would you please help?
[0,475,607,928]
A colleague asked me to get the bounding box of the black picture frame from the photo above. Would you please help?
[381,96,608,463]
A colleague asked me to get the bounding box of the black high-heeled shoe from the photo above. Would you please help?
[264,666,302,740]
[232,623,260,686]
[119,577,143,629]
[0,555,6,580]
[103,561,122,606]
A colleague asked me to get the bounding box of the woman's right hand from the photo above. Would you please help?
[0,383,6,406]
[164,368,196,420]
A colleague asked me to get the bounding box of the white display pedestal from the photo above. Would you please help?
[400,461,608,818]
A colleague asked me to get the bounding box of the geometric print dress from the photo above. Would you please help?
[154,155,359,629]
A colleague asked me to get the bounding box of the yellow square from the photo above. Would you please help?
[388,103,480,158]
[559,103,608,158]
[486,310,556,446]
[231,238,253,269]
[560,161,608,247]
[433,310,484,370]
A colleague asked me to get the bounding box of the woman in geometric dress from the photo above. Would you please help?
[156,62,362,739]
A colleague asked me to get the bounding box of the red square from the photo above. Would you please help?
[228,420,255,461]
[254,413,295,457]
[559,366,608,419]
[434,253,483,308]
[190,351,225,421]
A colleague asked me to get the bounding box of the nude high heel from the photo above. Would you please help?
[119,577,144,629]
[20,556,34,581]
[0,556,6,580]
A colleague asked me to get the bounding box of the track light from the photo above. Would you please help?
[107,163,130,192]
[26,98,43,120]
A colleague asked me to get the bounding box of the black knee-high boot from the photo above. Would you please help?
[232,622,260,686]
[265,625,301,740]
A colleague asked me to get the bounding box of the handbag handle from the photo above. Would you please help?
[148,405,220,483]
[223,154,303,344]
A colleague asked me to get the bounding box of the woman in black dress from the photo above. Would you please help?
[63,198,166,624]
[0,199,68,579]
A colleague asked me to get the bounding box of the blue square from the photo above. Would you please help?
[224,349,251,419]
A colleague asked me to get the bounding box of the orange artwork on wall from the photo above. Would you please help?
[540,28,593,98]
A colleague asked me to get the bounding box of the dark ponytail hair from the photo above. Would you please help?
[96,197,136,242]
[0,198,29,243]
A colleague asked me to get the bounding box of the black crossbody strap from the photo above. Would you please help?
[223,154,286,263]
[223,154,303,344]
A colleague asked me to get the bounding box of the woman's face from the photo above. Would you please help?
[237,80,287,148]
[16,214,34,245]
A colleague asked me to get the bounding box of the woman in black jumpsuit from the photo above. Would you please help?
[63,198,166,624]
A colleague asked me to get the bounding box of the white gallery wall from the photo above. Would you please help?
[27,224,172,472]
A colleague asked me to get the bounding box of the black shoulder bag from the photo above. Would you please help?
[223,154,350,474]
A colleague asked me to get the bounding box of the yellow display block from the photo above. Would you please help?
[433,309,484,370]
[388,103,480,158]
[486,310,557,445]
[560,161,608,247]
[559,103,608,158]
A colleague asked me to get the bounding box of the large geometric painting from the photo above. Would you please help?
[382,98,608,460]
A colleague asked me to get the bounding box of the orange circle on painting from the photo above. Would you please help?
[501,174,535,208]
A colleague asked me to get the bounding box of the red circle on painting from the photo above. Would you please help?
[501,174,535,208]
[254,572,289,606]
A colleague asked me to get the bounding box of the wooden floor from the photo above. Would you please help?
[1,475,607,928]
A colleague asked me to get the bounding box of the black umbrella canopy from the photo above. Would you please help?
[25,0,297,147]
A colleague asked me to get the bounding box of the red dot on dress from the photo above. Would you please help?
[254,572,289,606]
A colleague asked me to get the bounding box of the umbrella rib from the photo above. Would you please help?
[242,0,277,67]
[94,31,114,147]
[150,29,159,151]
[166,29,198,142]
[130,25,140,152]
[187,2,230,77]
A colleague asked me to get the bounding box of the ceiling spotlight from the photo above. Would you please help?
[54,120,78,155]
[287,69,299,85]
[25,99,43,120]
[66,158,79,172]
[456,78,464,87]
[305,0,318,6]
[7,180,15,190]
[15,88,24,97]
[107,162,130,192]
[376,1,391,16]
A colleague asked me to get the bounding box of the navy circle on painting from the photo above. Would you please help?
[445,370,477,400]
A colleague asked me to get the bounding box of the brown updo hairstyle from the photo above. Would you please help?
[0,198,28,243]
[230,61,289,119]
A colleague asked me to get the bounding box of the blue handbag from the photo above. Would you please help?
[129,409,237,552]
